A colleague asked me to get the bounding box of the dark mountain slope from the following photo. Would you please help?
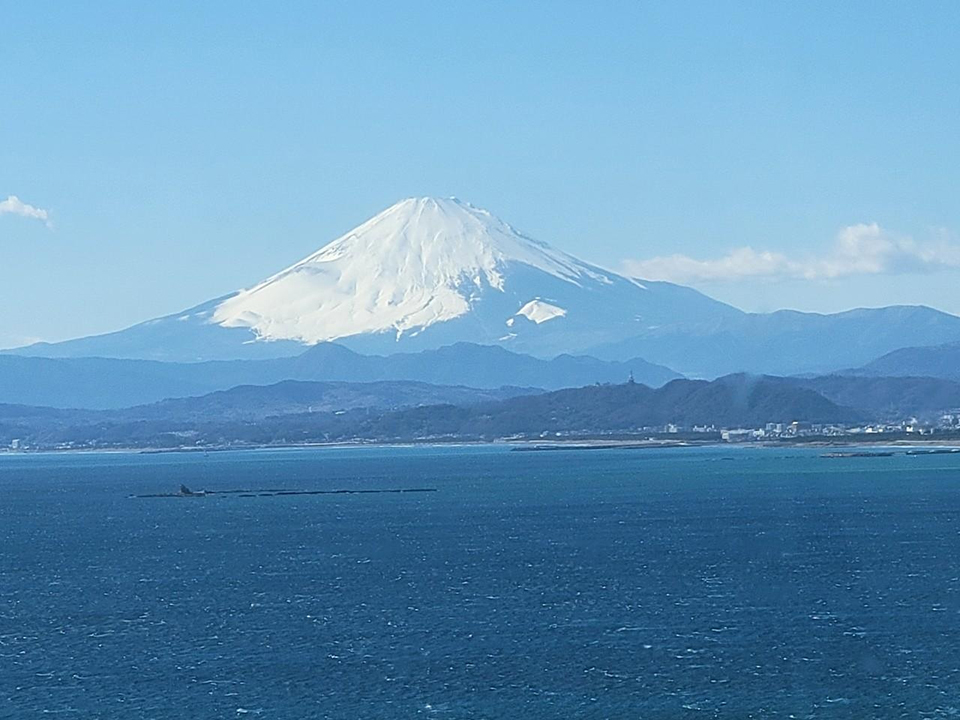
[794,375,960,418]
[240,375,860,443]
[0,343,679,409]
[114,380,537,422]
[851,341,960,381]
[0,375,859,448]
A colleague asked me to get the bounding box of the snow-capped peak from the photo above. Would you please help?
[284,196,604,287]
[212,196,612,344]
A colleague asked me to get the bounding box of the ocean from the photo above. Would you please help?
[2,445,960,718]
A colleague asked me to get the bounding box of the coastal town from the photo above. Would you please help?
[7,412,960,453]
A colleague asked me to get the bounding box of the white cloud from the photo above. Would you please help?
[0,195,52,228]
[0,333,42,350]
[624,223,960,284]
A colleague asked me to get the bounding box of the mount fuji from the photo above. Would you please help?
[13,197,738,362]
[11,196,960,376]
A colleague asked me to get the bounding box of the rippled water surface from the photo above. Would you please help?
[3,445,960,718]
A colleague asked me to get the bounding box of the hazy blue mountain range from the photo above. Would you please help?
[793,375,960,420]
[0,343,677,410]
[589,306,960,377]
[1,374,863,448]
[0,380,539,432]
[848,341,960,381]
[8,198,960,378]
[9,372,960,449]
[114,380,539,421]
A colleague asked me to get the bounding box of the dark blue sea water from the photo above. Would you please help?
[3,445,960,719]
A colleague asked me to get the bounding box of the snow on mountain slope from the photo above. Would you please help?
[10,196,960,374]
[6,196,741,362]
[514,299,567,325]
[212,197,614,344]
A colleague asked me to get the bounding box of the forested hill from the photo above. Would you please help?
[0,375,860,448]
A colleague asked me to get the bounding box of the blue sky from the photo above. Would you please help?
[2,1,959,346]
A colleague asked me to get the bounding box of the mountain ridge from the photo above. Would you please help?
[0,374,862,448]
[8,197,960,376]
[848,340,960,381]
[589,304,960,376]
[8,372,960,449]
[6,196,741,361]
[0,342,679,410]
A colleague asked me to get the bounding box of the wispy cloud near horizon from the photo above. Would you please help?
[623,224,960,284]
[0,195,52,228]
[0,332,43,350]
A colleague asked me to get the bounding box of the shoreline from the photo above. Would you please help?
[4,436,960,458]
